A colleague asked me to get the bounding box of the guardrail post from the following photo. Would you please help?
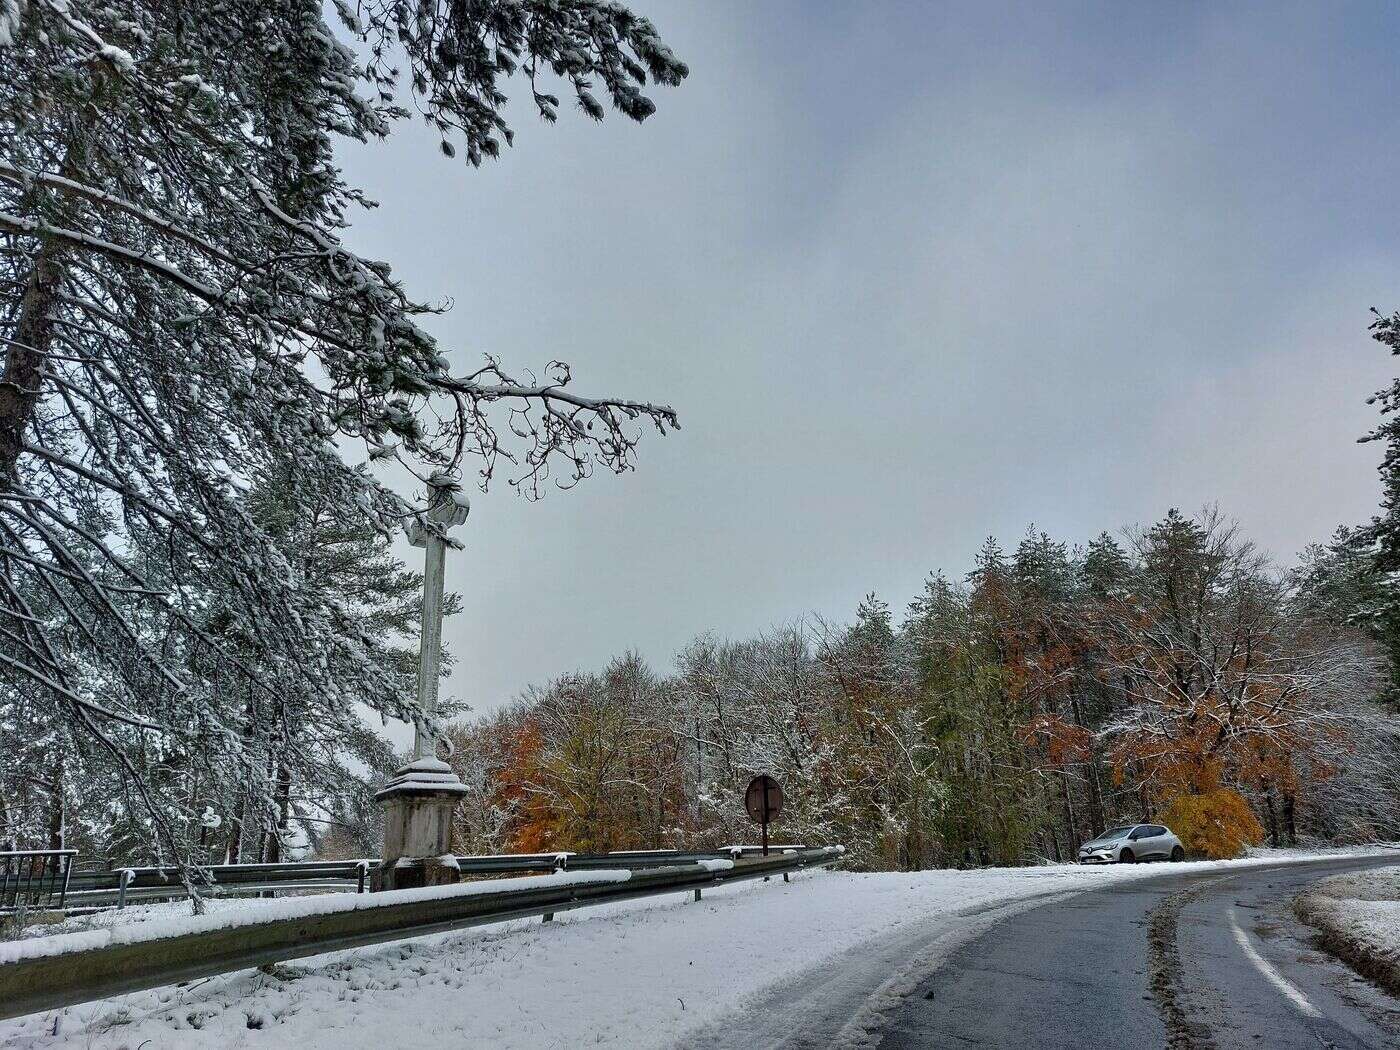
[0,844,846,1020]
[539,854,570,919]
[693,887,701,902]
[116,869,134,911]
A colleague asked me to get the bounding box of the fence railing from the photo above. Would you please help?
[0,850,75,913]
[0,845,843,1021]
[60,845,812,909]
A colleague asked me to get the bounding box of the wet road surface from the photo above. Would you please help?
[880,855,1400,1050]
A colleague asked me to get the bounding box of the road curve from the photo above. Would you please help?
[880,855,1400,1050]
[682,855,1400,1050]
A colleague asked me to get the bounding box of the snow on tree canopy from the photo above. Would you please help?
[0,0,686,883]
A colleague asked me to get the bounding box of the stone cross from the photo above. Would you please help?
[373,472,471,891]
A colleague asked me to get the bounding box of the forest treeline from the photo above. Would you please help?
[5,0,1400,878]
[428,508,1400,869]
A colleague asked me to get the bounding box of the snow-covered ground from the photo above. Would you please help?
[2,847,1396,1049]
[1296,865,1400,991]
[1323,895,1400,964]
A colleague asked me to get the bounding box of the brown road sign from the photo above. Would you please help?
[745,775,783,824]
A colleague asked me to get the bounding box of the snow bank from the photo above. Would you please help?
[1295,865,1400,994]
[0,869,630,966]
[1,848,1394,1049]
[1328,897,1400,962]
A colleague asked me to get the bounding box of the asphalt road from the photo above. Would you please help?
[880,855,1400,1050]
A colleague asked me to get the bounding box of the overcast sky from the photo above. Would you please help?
[339,2,1400,734]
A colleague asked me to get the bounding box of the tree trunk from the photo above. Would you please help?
[0,790,13,852]
[0,124,89,490]
[1070,693,1107,835]
[269,762,292,863]
[1087,752,1107,835]
[0,243,65,486]
[225,684,259,863]
[46,758,64,851]
[255,750,277,862]
[908,788,924,871]
[1263,790,1280,847]
[226,799,245,864]
[693,717,703,826]
[1061,769,1079,844]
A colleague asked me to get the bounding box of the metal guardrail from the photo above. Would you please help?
[60,845,812,908]
[64,859,371,896]
[0,850,75,913]
[0,846,843,1020]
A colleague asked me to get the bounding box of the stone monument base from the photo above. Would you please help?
[373,758,468,892]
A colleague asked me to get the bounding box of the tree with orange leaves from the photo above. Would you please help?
[1092,508,1381,840]
[426,507,1396,873]
[445,708,558,854]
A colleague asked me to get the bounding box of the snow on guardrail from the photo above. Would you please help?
[0,846,846,1022]
[0,869,632,967]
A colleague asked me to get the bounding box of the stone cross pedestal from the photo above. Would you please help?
[373,473,470,892]
[373,758,469,890]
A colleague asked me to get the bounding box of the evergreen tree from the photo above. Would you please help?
[0,0,687,876]
[1338,307,1400,694]
[1083,531,1131,597]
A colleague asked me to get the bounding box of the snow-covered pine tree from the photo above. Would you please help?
[0,0,687,879]
[213,467,453,866]
[1348,309,1400,696]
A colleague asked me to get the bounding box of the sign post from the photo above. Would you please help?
[744,774,784,857]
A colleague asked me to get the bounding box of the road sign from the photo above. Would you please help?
[745,775,783,823]
[745,775,783,856]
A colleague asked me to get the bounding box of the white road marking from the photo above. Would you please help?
[1228,906,1322,1019]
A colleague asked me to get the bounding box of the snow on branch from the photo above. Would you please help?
[0,0,688,875]
[431,359,679,496]
[346,0,689,164]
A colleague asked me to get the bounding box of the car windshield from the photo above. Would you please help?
[1097,826,1134,840]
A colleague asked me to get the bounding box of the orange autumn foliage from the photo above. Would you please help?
[485,716,562,853]
[1019,714,1094,765]
[1160,789,1264,860]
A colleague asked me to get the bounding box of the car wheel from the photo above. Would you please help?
[1119,848,1135,863]
[1171,846,1185,862]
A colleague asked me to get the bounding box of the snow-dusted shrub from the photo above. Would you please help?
[1160,789,1264,859]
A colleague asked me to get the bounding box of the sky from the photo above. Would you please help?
[337,1,1400,734]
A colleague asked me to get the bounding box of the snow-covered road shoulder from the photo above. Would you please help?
[1295,864,1400,996]
[3,847,1396,1049]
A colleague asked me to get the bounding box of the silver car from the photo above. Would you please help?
[1077,823,1185,864]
